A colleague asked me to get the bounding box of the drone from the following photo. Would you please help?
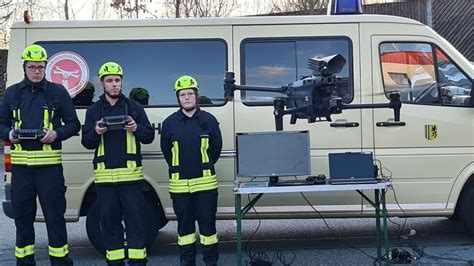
[224,54,405,131]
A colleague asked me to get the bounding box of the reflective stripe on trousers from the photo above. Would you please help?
[15,244,35,258]
[128,248,147,259]
[48,244,69,258]
[178,233,197,246]
[106,248,125,261]
[200,233,218,246]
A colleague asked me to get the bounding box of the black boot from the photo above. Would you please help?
[17,255,36,266]
[180,259,196,266]
[50,256,73,266]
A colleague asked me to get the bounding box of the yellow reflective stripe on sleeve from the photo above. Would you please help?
[178,233,196,246]
[126,131,137,154]
[97,135,105,157]
[48,244,69,258]
[171,141,179,166]
[94,166,144,183]
[15,244,35,258]
[106,248,125,261]
[200,234,218,246]
[128,248,147,259]
[200,137,209,163]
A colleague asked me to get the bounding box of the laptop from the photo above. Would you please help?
[329,152,377,184]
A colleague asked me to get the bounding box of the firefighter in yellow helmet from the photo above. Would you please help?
[160,75,222,266]
[81,62,155,265]
[0,44,79,265]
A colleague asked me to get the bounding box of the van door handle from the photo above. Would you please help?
[152,123,161,134]
[376,121,406,127]
[330,122,359,128]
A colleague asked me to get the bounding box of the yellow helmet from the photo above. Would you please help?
[174,75,199,92]
[22,44,47,62]
[98,62,123,79]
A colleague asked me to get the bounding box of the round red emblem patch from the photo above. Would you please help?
[46,51,89,98]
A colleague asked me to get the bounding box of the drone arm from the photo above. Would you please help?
[341,93,403,122]
[224,71,286,100]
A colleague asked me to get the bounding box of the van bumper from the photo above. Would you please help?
[3,183,13,219]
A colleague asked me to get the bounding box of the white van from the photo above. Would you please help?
[3,11,473,252]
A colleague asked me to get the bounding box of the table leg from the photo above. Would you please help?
[375,189,382,263]
[236,193,242,266]
[382,189,389,264]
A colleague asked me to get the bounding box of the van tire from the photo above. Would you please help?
[85,193,163,254]
[459,184,474,234]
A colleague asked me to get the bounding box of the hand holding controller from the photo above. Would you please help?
[95,119,108,135]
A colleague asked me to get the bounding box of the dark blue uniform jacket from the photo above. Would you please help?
[81,93,154,169]
[160,108,222,180]
[0,78,80,150]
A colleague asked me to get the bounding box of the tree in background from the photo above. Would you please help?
[110,0,151,19]
[92,0,113,19]
[0,0,37,48]
[163,0,239,18]
[271,0,329,15]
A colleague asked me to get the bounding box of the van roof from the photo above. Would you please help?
[12,14,422,29]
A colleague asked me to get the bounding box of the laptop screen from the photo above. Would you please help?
[328,152,375,181]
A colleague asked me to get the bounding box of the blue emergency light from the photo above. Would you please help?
[331,0,364,15]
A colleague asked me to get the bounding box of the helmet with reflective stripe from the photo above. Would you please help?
[174,75,199,92]
[22,44,47,62]
[98,62,123,79]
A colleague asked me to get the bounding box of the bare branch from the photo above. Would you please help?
[271,0,329,15]
[164,0,239,18]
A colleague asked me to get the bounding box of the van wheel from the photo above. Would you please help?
[86,193,164,254]
[459,183,474,234]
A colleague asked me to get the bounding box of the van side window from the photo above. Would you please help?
[380,42,472,107]
[38,40,227,107]
[242,38,353,105]
[435,48,472,106]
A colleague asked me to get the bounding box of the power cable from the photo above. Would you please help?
[244,194,296,266]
